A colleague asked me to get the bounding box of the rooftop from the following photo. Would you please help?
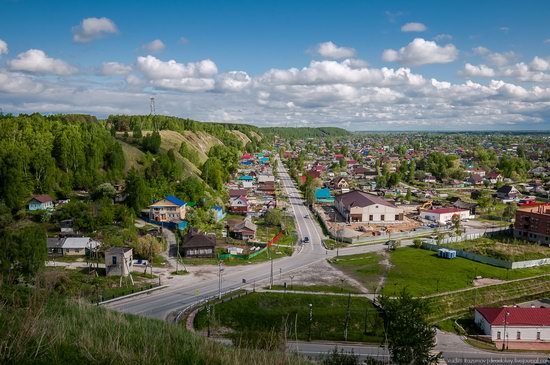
[335,190,395,209]
[476,307,550,326]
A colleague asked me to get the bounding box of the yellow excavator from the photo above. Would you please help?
[418,200,433,213]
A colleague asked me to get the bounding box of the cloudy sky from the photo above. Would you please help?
[1,0,550,131]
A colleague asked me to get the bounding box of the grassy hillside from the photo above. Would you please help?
[229,130,252,146]
[118,139,146,172]
[0,288,310,365]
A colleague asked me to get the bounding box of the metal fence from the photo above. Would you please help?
[422,228,550,269]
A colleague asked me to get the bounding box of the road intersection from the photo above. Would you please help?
[105,157,546,363]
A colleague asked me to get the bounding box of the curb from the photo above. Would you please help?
[98,285,169,305]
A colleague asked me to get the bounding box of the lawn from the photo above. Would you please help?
[268,284,363,294]
[330,252,385,293]
[323,239,348,249]
[194,292,384,343]
[181,246,293,266]
[427,275,550,322]
[254,214,297,246]
[41,267,156,303]
[444,235,550,261]
[384,247,550,297]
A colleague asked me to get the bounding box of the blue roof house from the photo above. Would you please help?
[211,205,226,222]
[238,175,254,181]
[315,188,335,204]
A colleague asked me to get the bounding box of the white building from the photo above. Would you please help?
[105,247,133,277]
[474,307,550,350]
[335,190,404,223]
[419,207,472,224]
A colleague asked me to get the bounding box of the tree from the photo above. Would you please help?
[379,290,441,365]
[125,169,150,213]
[176,175,206,202]
[142,131,161,154]
[201,158,224,191]
[0,222,47,281]
[405,188,412,202]
[264,209,283,227]
[92,182,117,201]
[503,203,517,219]
[135,234,163,259]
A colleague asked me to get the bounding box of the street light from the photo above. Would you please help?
[218,262,224,299]
[290,275,294,290]
[504,311,510,350]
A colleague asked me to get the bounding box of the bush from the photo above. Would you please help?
[413,239,423,248]
[321,347,359,365]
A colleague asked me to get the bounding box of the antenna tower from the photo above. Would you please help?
[150,97,156,115]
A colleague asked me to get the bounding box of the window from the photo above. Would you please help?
[537,331,541,340]
[112,256,117,265]
[381,215,385,221]
[497,331,501,340]
[395,215,400,221]
[369,215,373,221]
[516,331,521,340]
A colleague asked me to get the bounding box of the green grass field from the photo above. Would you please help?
[268,284,363,294]
[444,236,550,261]
[181,246,293,266]
[0,287,308,365]
[427,275,550,322]
[384,247,550,296]
[194,292,384,343]
[330,252,385,293]
[41,267,156,303]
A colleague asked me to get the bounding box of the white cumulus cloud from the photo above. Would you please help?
[382,38,458,66]
[0,39,8,55]
[0,70,44,94]
[72,17,118,43]
[8,49,77,75]
[401,22,427,32]
[461,63,496,77]
[142,39,165,53]
[136,55,218,92]
[136,55,217,79]
[216,71,251,92]
[473,46,515,66]
[101,62,132,75]
[316,41,356,59]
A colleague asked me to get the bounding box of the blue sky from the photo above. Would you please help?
[1,0,550,130]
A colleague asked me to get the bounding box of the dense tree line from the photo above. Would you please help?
[0,114,125,210]
[107,114,260,148]
[261,126,349,140]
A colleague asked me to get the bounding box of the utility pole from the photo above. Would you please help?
[218,262,224,299]
[269,247,274,289]
[207,305,211,337]
[344,293,351,341]
[308,303,313,341]
[363,307,369,335]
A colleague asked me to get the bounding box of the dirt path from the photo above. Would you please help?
[375,249,392,294]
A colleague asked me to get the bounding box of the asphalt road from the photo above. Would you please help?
[105,157,545,363]
[106,157,331,319]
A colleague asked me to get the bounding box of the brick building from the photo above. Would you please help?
[514,204,550,244]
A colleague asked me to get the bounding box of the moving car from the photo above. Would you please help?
[303,236,309,243]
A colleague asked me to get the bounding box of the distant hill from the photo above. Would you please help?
[261,126,350,139]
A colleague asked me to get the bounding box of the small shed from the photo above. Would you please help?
[438,248,457,259]
[105,247,133,277]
